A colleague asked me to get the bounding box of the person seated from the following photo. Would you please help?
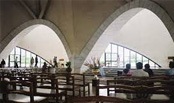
[132,62,149,77]
[166,61,174,76]
[122,64,132,76]
[130,62,149,99]
[144,64,154,77]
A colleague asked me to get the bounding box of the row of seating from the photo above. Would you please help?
[0,69,91,103]
[69,76,174,103]
[104,79,174,97]
[0,68,91,95]
[84,67,168,77]
[1,68,174,103]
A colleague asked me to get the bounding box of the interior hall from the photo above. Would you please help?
[0,0,174,103]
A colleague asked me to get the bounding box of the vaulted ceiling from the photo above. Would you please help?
[1,0,174,71]
[1,0,174,55]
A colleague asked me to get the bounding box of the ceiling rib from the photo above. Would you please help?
[38,0,49,19]
[19,0,37,19]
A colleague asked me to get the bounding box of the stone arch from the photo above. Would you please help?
[0,19,71,60]
[80,0,174,72]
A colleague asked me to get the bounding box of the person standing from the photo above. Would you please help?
[35,55,38,67]
[1,59,6,68]
[41,62,47,84]
[14,57,19,68]
[30,57,34,68]
[53,56,58,67]
[42,62,47,73]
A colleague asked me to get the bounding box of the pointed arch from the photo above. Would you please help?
[80,0,174,71]
[0,19,71,60]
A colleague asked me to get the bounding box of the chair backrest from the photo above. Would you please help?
[7,76,35,103]
[71,73,90,96]
[31,73,67,102]
[55,73,76,96]
[68,96,132,103]
[72,73,86,86]
[0,72,9,102]
[102,79,174,101]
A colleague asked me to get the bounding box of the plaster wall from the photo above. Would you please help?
[113,9,174,68]
[0,25,38,60]
[17,25,69,63]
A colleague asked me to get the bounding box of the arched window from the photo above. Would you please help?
[100,43,160,69]
[5,46,49,68]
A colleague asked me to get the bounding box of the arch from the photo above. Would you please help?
[80,0,174,72]
[0,19,71,61]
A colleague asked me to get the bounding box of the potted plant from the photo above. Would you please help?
[66,61,72,73]
[84,57,101,79]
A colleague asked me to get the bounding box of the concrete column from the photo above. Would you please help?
[69,54,85,73]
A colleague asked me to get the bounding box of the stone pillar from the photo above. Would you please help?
[69,55,85,73]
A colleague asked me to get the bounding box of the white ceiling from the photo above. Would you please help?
[17,25,69,63]
[87,8,174,69]
[114,9,174,68]
[2,8,174,69]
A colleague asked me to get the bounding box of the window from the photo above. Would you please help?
[21,49,26,67]
[137,53,142,63]
[143,57,148,65]
[118,46,124,67]
[26,51,30,67]
[105,44,111,53]
[130,51,136,68]
[124,48,130,67]
[5,47,48,68]
[101,43,160,68]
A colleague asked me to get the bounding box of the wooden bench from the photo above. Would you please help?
[68,96,132,103]
[1,71,69,103]
[72,73,90,96]
[55,73,81,97]
[32,73,67,103]
[96,79,174,102]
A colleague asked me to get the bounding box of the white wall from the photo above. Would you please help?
[17,25,69,63]
[84,8,174,71]
[113,9,174,68]
[0,25,38,60]
[2,8,174,70]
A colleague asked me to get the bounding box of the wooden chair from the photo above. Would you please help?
[67,96,132,103]
[6,76,47,103]
[69,96,172,103]
[31,73,67,103]
[32,72,81,99]
[0,73,9,103]
[3,72,67,103]
[55,73,81,97]
[104,79,174,102]
[72,73,90,96]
